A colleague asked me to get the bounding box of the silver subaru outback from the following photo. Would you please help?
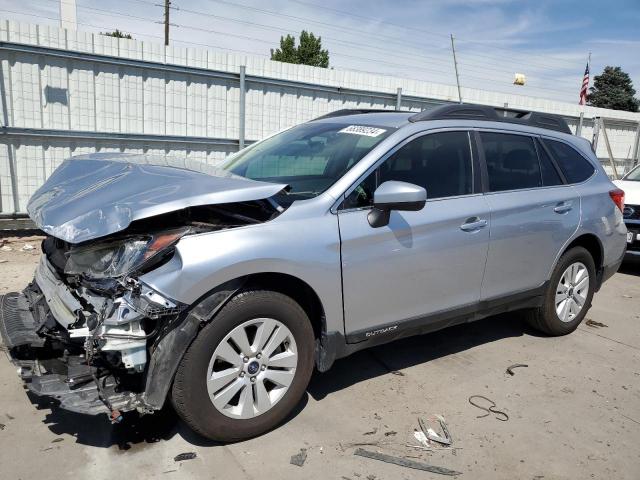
[0,105,627,440]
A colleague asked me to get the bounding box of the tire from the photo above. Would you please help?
[526,246,596,336]
[171,290,315,442]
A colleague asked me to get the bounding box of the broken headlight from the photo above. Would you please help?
[64,228,188,279]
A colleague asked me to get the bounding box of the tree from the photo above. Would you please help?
[588,66,639,112]
[271,31,329,68]
[101,30,133,39]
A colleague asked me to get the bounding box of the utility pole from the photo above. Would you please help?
[164,0,170,46]
[450,34,462,104]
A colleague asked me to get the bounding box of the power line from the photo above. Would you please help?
[0,6,575,100]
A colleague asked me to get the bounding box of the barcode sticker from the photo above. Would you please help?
[339,125,387,137]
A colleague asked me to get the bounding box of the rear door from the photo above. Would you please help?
[478,131,580,301]
[337,130,491,340]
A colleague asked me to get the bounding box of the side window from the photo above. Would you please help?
[543,139,595,184]
[536,140,564,186]
[380,131,473,199]
[480,132,541,192]
[342,131,473,210]
[342,171,377,209]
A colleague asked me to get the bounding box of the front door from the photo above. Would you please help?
[337,130,491,341]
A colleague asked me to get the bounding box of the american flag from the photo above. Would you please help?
[579,62,590,105]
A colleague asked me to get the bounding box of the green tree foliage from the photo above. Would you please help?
[588,66,639,112]
[101,30,133,39]
[271,31,329,68]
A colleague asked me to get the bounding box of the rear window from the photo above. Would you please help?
[480,132,541,192]
[543,139,595,184]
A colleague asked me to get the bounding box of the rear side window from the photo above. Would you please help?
[536,140,564,186]
[480,132,541,192]
[543,139,595,184]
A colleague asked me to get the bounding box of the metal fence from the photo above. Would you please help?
[1,19,639,215]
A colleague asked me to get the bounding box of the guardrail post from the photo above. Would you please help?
[632,122,640,168]
[600,117,619,179]
[395,87,402,111]
[576,111,584,136]
[239,65,246,150]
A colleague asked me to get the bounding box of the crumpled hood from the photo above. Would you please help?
[27,153,288,244]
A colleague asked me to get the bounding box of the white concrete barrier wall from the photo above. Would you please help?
[0,19,639,214]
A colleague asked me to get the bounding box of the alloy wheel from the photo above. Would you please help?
[555,262,589,323]
[206,318,298,419]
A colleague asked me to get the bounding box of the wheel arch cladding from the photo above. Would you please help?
[563,234,603,272]
[142,273,329,409]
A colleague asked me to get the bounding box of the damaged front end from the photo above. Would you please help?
[0,154,288,420]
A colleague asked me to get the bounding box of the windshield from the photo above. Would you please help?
[222,122,394,203]
[624,165,640,181]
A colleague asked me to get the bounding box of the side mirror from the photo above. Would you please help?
[368,181,426,228]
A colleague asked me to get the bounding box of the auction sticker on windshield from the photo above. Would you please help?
[339,125,387,137]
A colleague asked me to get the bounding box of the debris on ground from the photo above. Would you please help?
[468,395,509,421]
[0,245,11,252]
[363,428,377,435]
[354,448,461,476]
[506,363,529,376]
[384,430,397,436]
[21,243,36,251]
[622,294,633,298]
[418,415,452,446]
[413,430,430,448]
[0,259,7,263]
[0,423,5,430]
[585,319,608,328]
[51,438,64,443]
[390,370,405,376]
[173,452,197,462]
[290,448,308,467]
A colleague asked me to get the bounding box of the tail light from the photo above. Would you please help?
[609,188,625,212]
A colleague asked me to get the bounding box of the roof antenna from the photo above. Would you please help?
[450,34,463,104]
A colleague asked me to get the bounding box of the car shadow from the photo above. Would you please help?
[618,258,640,276]
[308,311,541,401]
[29,311,536,449]
[28,385,310,450]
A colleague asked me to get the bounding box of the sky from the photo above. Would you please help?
[0,0,638,104]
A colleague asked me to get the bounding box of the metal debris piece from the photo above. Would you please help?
[363,427,377,435]
[418,415,452,446]
[585,319,608,328]
[51,438,64,443]
[390,370,405,376]
[290,448,308,467]
[354,448,461,476]
[174,452,197,462]
[468,395,509,421]
[506,364,529,376]
[413,430,430,447]
[384,430,397,436]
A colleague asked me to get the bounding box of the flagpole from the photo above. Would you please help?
[577,52,591,136]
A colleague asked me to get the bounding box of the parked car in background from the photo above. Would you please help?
[614,165,640,260]
[0,104,627,441]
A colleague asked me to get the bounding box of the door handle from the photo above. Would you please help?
[554,201,573,214]
[460,217,488,232]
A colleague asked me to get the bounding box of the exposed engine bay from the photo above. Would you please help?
[0,199,283,421]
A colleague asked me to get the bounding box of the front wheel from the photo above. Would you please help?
[171,290,315,441]
[526,246,596,336]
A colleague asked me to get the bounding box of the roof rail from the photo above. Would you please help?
[311,109,407,121]
[408,104,572,135]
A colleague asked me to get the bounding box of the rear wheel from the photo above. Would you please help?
[526,246,596,336]
[172,290,315,441]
